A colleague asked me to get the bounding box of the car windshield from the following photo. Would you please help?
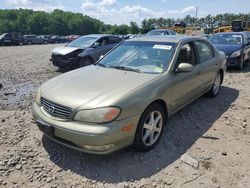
[67,36,97,47]
[209,34,243,45]
[145,30,166,36]
[97,41,176,74]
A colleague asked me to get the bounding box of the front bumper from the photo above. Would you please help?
[50,56,79,69]
[32,102,140,154]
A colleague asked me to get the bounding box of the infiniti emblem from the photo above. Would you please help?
[48,106,55,113]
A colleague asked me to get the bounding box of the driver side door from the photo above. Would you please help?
[168,42,203,113]
[93,37,111,62]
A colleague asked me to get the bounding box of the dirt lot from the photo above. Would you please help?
[0,44,250,188]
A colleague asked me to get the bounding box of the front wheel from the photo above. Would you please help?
[207,72,222,98]
[237,55,244,70]
[134,103,166,152]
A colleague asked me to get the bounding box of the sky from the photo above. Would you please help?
[1,0,250,25]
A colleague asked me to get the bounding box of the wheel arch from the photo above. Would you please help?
[143,99,169,120]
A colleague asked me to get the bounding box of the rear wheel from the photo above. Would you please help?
[79,57,93,67]
[134,103,166,152]
[207,72,222,98]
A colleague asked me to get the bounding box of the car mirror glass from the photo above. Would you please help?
[92,42,100,48]
[175,63,194,73]
[99,55,104,60]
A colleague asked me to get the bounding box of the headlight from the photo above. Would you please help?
[35,88,41,105]
[74,107,121,123]
[230,50,241,58]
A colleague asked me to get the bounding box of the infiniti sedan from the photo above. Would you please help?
[209,32,250,69]
[32,36,226,154]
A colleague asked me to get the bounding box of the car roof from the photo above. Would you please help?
[149,29,174,31]
[83,34,114,38]
[214,32,245,35]
[128,35,204,43]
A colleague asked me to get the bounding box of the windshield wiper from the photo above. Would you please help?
[95,63,107,67]
[109,66,142,73]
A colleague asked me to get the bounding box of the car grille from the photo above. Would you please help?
[41,97,72,119]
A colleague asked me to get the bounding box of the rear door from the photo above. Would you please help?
[194,40,218,92]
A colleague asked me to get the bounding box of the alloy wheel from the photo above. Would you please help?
[213,73,221,95]
[142,111,163,146]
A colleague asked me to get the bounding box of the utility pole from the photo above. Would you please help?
[195,6,198,19]
[195,6,198,27]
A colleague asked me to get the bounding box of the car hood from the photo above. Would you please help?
[213,44,242,56]
[52,46,84,55]
[40,65,160,110]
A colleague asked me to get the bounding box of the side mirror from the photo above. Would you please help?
[175,63,194,73]
[92,42,100,48]
[99,55,104,60]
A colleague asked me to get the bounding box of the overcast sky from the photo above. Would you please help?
[1,0,250,24]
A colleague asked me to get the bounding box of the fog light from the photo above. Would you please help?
[82,144,114,152]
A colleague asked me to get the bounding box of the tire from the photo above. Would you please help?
[28,41,32,45]
[237,55,244,70]
[207,72,222,98]
[79,57,93,67]
[134,103,166,152]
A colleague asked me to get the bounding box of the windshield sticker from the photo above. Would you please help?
[153,45,172,50]
[232,35,241,38]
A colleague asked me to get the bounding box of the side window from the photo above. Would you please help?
[98,37,108,46]
[108,37,122,44]
[176,43,196,66]
[4,34,11,39]
[164,31,169,35]
[195,41,214,63]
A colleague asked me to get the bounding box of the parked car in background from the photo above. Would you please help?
[145,29,176,36]
[209,32,250,69]
[23,35,48,44]
[49,36,68,43]
[174,21,187,27]
[33,36,226,154]
[51,34,122,69]
[66,35,80,42]
[0,32,24,46]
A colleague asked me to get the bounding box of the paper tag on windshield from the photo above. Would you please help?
[153,45,172,50]
[232,35,241,38]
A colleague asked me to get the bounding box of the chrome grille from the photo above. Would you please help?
[41,97,71,119]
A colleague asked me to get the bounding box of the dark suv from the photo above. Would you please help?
[0,32,24,46]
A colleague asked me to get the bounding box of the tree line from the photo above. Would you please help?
[0,9,250,35]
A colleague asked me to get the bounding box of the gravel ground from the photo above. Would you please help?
[0,44,250,188]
